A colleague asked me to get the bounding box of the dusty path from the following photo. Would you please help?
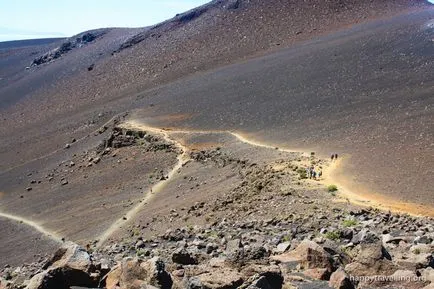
[3,118,432,250]
[95,119,434,246]
[0,211,63,242]
[96,122,191,247]
[231,131,434,217]
[323,158,434,217]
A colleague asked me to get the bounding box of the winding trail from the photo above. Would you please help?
[229,132,304,155]
[3,118,431,249]
[322,158,434,217]
[95,119,434,247]
[0,211,63,242]
[96,121,191,247]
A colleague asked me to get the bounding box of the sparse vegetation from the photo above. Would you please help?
[282,235,291,242]
[131,227,140,236]
[325,231,340,241]
[327,184,338,192]
[205,230,219,238]
[413,248,421,255]
[297,168,307,179]
[136,249,148,257]
[343,219,358,227]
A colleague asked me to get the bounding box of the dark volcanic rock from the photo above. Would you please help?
[26,242,97,289]
[172,248,198,265]
[329,268,354,289]
[272,240,334,271]
[31,30,106,66]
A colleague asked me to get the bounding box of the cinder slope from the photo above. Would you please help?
[0,0,433,268]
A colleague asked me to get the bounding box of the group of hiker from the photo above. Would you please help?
[304,153,339,180]
[306,166,322,180]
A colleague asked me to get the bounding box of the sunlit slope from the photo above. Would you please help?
[131,9,434,206]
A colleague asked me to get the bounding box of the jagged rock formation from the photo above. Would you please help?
[31,30,107,66]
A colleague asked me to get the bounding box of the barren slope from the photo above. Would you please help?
[0,0,433,269]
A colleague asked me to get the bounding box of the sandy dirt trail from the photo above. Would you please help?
[95,119,434,246]
[96,121,191,247]
[323,158,434,217]
[3,117,431,249]
[0,211,63,242]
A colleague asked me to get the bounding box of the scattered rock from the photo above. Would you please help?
[329,268,354,289]
[271,240,334,271]
[26,242,96,289]
[345,242,397,277]
[172,248,198,265]
[32,31,105,66]
[351,229,379,245]
[186,267,243,289]
[274,242,291,254]
[106,257,172,289]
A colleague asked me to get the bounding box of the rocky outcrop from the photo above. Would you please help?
[172,248,198,265]
[31,30,106,66]
[272,240,335,274]
[345,242,397,277]
[329,268,354,289]
[25,242,99,289]
[106,257,172,289]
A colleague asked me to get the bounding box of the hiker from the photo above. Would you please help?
[331,154,335,161]
[318,171,322,178]
[335,153,338,160]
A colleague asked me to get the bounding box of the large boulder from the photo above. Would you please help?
[43,242,92,272]
[328,268,354,289]
[26,267,96,289]
[106,259,147,289]
[172,248,198,265]
[345,242,398,277]
[26,242,97,289]
[271,240,334,272]
[144,257,173,289]
[351,229,379,245]
[241,264,283,289]
[225,239,244,264]
[106,257,172,289]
